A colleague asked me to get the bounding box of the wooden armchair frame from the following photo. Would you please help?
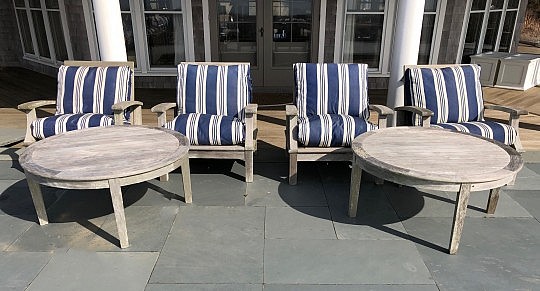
[151,62,258,183]
[17,61,142,145]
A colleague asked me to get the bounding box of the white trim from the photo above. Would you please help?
[333,0,344,62]
[318,0,327,63]
[24,0,40,58]
[380,0,395,74]
[183,0,195,61]
[131,0,147,72]
[40,0,57,63]
[456,0,473,63]
[82,0,99,60]
[58,0,73,60]
[202,0,211,61]
[430,0,446,64]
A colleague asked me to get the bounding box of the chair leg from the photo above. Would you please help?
[513,136,524,153]
[160,173,169,182]
[289,153,298,185]
[245,150,254,183]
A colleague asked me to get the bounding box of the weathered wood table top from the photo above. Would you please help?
[351,126,522,187]
[20,126,189,183]
[349,126,524,254]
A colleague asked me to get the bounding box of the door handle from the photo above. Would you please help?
[259,27,264,37]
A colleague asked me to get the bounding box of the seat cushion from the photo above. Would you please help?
[56,65,132,116]
[164,113,245,145]
[293,63,370,120]
[177,63,251,121]
[31,113,114,140]
[431,121,517,145]
[298,114,377,147]
[404,65,484,125]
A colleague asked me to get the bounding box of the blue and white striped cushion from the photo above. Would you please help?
[404,65,484,125]
[431,121,517,145]
[56,66,132,116]
[177,63,251,122]
[165,113,245,145]
[293,63,370,119]
[298,114,377,147]
[31,113,114,139]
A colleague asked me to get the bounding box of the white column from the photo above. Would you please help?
[386,0,425,126]
[92,0,127,61]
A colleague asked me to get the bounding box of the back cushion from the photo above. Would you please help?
[56,65,132,115]
[404,64,484,124]
[177,63,252,121]
[293,63,370,119]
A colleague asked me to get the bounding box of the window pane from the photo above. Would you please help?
[343,14,384,68]
[498,11,517,52]
[507,0,519,9]
[462,12,483,63]
[470,0,487,11]
[218,0,257,66]
[119,0,130,11]
[122,14,137,66]
[31,11,51,58]
[29,0,41,8]
[424,0,437,12]
[48,11,68,60]
[143,0,182,11]
[14,0,26,8]
[16,10,35,54]
[490,0,504,10]
[45,0,59,9]
[347,0,385,12]
[482,11,501,52]
[145,14,185,67]
[418,14,436,65]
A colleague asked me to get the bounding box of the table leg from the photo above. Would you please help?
[348,157,363,218]
[486,187,501,214]
[181,158,192,204]
[108,179,129,248]
[26,178,49,225]
[449,183,471,254]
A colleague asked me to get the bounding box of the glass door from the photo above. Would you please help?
[216,0,314,88]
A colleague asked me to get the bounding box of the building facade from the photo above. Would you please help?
[1,0,529,93]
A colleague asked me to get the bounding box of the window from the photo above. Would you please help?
[13,0,72,64]
[93,0,193,73]
[340,0,443,73]
[461,0,520,63]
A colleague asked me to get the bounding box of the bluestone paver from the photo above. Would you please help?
[0,215,33,251]
[145,284,262,291]
[0,252,52,290]
[505,189,540,220]
[263,284,439,291]
[265,207,336,239]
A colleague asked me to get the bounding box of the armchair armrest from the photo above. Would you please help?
[112,100,143,125]
[244,103,258,151]
[151,102,177,127]
[285,105,299,153]
[17,100,56,145]
[394,106,434,127]
[484,104,528,132]
[17,100,56,111]
[369,104,393,129]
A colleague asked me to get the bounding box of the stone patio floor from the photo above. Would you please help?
[0,149,539,290]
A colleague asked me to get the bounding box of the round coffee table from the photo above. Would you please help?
[348,126,523,254]
[19,125,192,248]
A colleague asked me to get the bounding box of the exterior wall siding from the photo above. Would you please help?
[0,1,23,66]
[324,0,337,62]
[191,0,206,61]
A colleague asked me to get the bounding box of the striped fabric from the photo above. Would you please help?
[164,113,245,145]
[298,114,377,147]
[31,113,114,139]
[293,63,370,120]
[56,65,132,117]
[404,65,484,125]
[177,63,251,122]
[431,121,517,145]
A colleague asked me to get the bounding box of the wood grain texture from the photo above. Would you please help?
[20,126,189,181]
[449,183,472,255]
[352,127,522,184]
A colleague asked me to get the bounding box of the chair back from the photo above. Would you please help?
[177,62,252,121]
[56,61,133,116]
[293,63,370,119]
[404,64,484,125]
